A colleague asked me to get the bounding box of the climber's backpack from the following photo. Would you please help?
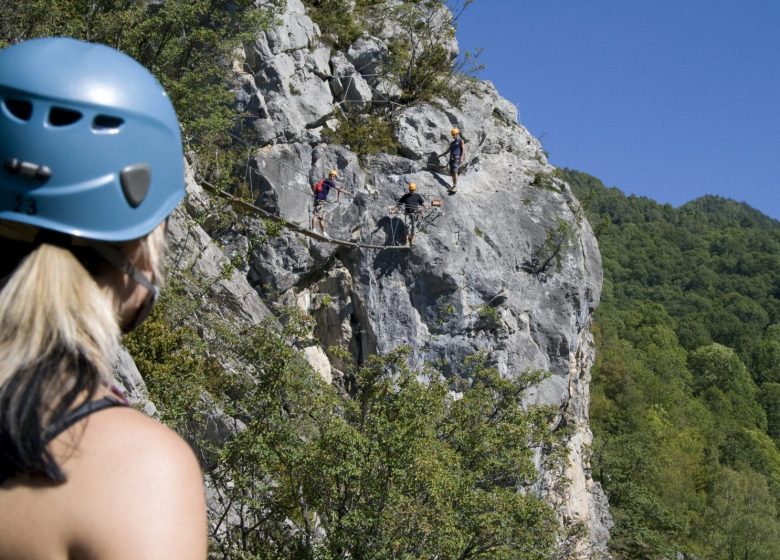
[313,179,325,194]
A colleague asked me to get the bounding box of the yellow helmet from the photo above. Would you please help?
[451,127,460,136]
[329,169,338,178]
[408,182,417,191]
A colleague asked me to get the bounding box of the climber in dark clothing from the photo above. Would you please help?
[397,182,426,245]
[439,127,465,192]
[311,169,350,238]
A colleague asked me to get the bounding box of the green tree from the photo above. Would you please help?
[753,339,780,384]
[132,293,563,558]
[760,382,780,447]
[303,0,384,48]
[300,351,560,559]
[701,467,780,560]
[689,344,766,431]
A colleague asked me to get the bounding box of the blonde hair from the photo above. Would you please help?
[0,244,119,387]
[0,220,166,482]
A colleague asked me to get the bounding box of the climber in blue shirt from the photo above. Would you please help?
[310,169,350,238]
[439,127,465,193]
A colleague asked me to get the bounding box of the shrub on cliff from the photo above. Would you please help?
[322,112,399,159]
[303,0,384,48]
[129,291,565,557]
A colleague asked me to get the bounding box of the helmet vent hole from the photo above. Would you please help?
[93,115,124,132]
[48,107,82,127]
[3,99,33,121]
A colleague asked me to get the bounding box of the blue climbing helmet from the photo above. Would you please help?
[0,37,184,242]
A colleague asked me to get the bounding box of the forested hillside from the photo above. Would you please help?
[565,169,780,559]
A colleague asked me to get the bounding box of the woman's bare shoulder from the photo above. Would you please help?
[58,406,201,480]
[56,407,208,559]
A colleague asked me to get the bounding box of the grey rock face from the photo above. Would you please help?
[329,51,373,111]
[229,2,612,556]
[112,1,612,556]
[394,104,453,160]
[346,37,388,79]
[167,206,275,326]
[252,0,318,59]
[242,0,334,142]
[113,347,157,417]
[345,37,402,102]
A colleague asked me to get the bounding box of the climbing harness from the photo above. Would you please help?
[418,199,444,231]
[384,199,445,245]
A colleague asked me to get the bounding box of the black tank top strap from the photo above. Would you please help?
[44,395,128,443]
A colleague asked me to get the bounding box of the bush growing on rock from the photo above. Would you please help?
[130,292,565,557]
[322,112,399,159]
[303,0,384,48]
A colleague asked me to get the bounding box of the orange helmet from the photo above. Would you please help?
[408,182,417,191]
[451,127,460,136]
[329,169,338,178]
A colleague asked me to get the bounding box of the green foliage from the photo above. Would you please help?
[302,0,384,48]
[230,343,560,557]
[563,168,780,365]
[476,304,501,330]
[388,0,482,104]
[565,166,780,557]
[304,0,483,105]
[761,383,780,447]
[753,338,780,384]
[297,351,561,559]
[689,343,756,396]
[436,302,457,326]
[699,467,780,560]
[590,308,712,558]
[262,218,286,238]
[689,344,766,432]
[124,276,234,435]
[530,171,559,192]
[322,111,398,159]
[130,270,562,558]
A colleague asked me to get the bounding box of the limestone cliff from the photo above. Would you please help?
[124,0,612,556]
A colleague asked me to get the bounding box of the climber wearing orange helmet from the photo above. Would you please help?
[310,169,350,239]
[439,127,465,193]
[397,182,426,246]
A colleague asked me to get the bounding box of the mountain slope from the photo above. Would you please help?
[564,168,780,559]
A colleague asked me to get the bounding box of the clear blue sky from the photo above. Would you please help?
[454,1,780,220]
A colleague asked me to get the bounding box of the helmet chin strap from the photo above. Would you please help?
[90,244,159,333]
